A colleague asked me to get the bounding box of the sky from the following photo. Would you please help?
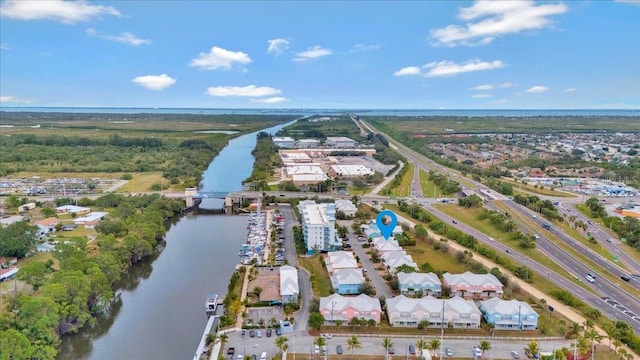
[0,0,639,109]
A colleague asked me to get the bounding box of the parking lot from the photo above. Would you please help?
[246,307,285,327]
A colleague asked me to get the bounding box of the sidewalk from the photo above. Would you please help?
[368,160,404,195]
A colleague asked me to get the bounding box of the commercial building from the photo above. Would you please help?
[297,139,321,148]
[273,136,296,148]
[386,295,481,329]
[442,272,504,300]
[320,294,382,325]
[55,205,91,216]
[325,136,358,148]
[298,201,339,254]
[398,272,442,297]
[330,165,374,178]
[479,298,538,330]
[280,265,299,304]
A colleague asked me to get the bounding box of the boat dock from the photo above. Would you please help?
[193,315,219,360]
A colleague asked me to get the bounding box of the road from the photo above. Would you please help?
[345,222,394,299]
[360,120,640,335]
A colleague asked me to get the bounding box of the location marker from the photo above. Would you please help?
[376,210,398,241]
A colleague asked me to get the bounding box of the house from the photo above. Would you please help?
[398,272,442,297]
[331,269,365,295]
[280,265,299,304]
[375,240,403,253]
[325,251,358,272]
[73,212,107,229]
[55,205,91,216]
[442,272,504,299]
[37,217,59,234]
[479,298,539,330]
[529,168,545,177]
[18,203,36,213]
[320,294,382,325]
[273,136,296,148]
[325,136,357,148]
[0,267,19,282]
[383,251,418,274]
[386,295,481,329]
[334,199,357,217]
[0,257,18,268]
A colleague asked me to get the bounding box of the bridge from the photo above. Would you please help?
[192,191,231,199]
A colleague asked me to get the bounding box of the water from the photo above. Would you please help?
[57,119,297,360]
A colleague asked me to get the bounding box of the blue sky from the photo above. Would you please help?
[1,0,639,109]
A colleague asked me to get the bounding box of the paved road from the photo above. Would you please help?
[346,222,394,299]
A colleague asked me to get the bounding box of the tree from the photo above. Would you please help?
[415,339,427,356]
[429,338,441,357]
[479,340,491,357]
[524,341,540,357]
[41,207,57,218]
[308,312,324,331]
[275,336,289,354]
[314,336,326,348]
[0,329,33,360]
[347,335,362,357]
[381,337,393,355]
[0,220,38,258]
[395,264,417,273]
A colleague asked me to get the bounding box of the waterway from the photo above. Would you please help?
[57,119,297,360]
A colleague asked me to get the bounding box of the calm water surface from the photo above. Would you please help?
[57,119,296,360]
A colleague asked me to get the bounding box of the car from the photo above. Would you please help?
[241,330,247,338]
[275,328,282,336]
[585,275,595,283]
[621,275,632,282]
[256,330,262,338]
[249,330,256,338]
[266,329,272,337]
[452,220,457,224]
[409,345,416,355]
[314,346,320,354]
[488,237,495,242]
[237,355,243,360]
[505,249,512,254]
[252,355,257,360]
[321,333,332,339]
[511,351,520,359]
[445,348,453,357]
[321,346,328,355]
[606,238,613,243]
[336,345,343,355]
[387,347,395,355]
[525,350,534,358]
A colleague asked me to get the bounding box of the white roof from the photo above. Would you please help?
[398,272,441,286]
[326,136,356,142]
[334,199,357,212]
[292,174,328,182]
[386,295,481,316]
[74,212,107,223]
[320,293,381,313]
[385,255,417,270]
[286,165,325,175]
[273,136,295,142]
[480,298,537,317]
[280,265,299,296]
[375,241,402,252]
[281,152,311,161]
[331,165,374,177]
[327,251,358,270]
[333,269,365,286]
[442,271,504,288]
[56,205,90,213]
[298,138,320,143]
[300,202,335,226]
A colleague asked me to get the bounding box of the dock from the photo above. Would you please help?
[193,315,219,360]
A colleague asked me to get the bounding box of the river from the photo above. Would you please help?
[57,119,297,360]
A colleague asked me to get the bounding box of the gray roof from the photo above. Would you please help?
[386,295,481,316]
[480,297,537,317]
[320,294,381,313]
[398,272,441,286]
[333,269,365,286]
[442,271,503,288]
[280,265,299,296]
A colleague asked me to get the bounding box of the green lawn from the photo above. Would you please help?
[379,163,414,197]
[501,178,576,198]
[299,255,333,297]
[418,169,454,198]
[348,186,372,195]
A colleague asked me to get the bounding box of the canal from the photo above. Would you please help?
[57,118,297,360]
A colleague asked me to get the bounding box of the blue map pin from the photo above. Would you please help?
[376,210,398,241]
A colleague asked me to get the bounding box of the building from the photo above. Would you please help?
[280,265,299,304]
[398,272,442,297]
[325,136,357,148]
[0,257,17,268]
[331,268,366,295]
[382,251,418,273]
[615,203,640,218]
[330,165,374,178]
[320,294,382,325]
[297,139,320,148]
[325,251,358,272]
[37,217,60,234]
[386,295,481,329]
[55,205,91,216]
[18,203,36,212]
[479,298,539,330]
[284,165,328,186]
[298,201,339,254]
[334,199,357,217]
[73,212,107,229]
[442,272,504,300]
[273,136,296,148]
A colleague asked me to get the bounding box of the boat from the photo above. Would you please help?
[205,293,219,314]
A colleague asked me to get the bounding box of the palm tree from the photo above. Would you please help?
[415,339,427,356]
[268,317,278,328]
[314,336,326,348]
[524,341,540,358]
[218,333,228,345]
[429,338,441,357]
[617,347,630,360]
[347,335,362,357]
[577,336,589,356]
[479,340,491,357]
[568,322,583,339]
[584,328,602,358]
[275,336,289,354]
[381,337,393,357]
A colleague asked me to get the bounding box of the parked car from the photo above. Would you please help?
[249,330,256,338]
[445,348,453,357]
[387,347,395,355]
[275,328,282,336]
[321,333,332,339]
[511,351,520,359]
[241,330,247,338]
[314,346,320,354]
[266,329,272,337]
[336,345,343,355]
[256,330,262,338]
[409,344,416,355]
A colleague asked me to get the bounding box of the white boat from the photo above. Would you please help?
[205,293,219,314]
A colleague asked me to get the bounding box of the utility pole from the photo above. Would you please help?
[440,299,445,359]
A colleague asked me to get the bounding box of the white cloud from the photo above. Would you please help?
[0,43,9,50]
[525,85,549,93]
[350,43,380,53]
[423,59,504,77]
[267,39,290,55]
[393,66,422,77]
[493,99,509,104]
[205,85,281,97]
[614,0,640,6]
[394,59,504,77]
[430,0,568,47]
[87,28,151,46]
[190,46,252,70]
[131,74,176,91]
[250,97,290,104]
[293,46,332,62]
[469,82,513,90]
[563,87,577,92]
[0,95,32,103]
[472,94,492,98]
[0,0,121,24]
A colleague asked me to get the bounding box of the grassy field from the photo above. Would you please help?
[501,178,576,198]
[299,255,333,297]
[117,172,170,192]
[379,163,414,197]
[348,186,372,195]
[418,169,454,198]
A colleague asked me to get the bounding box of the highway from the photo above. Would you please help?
[359,119,640,334]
